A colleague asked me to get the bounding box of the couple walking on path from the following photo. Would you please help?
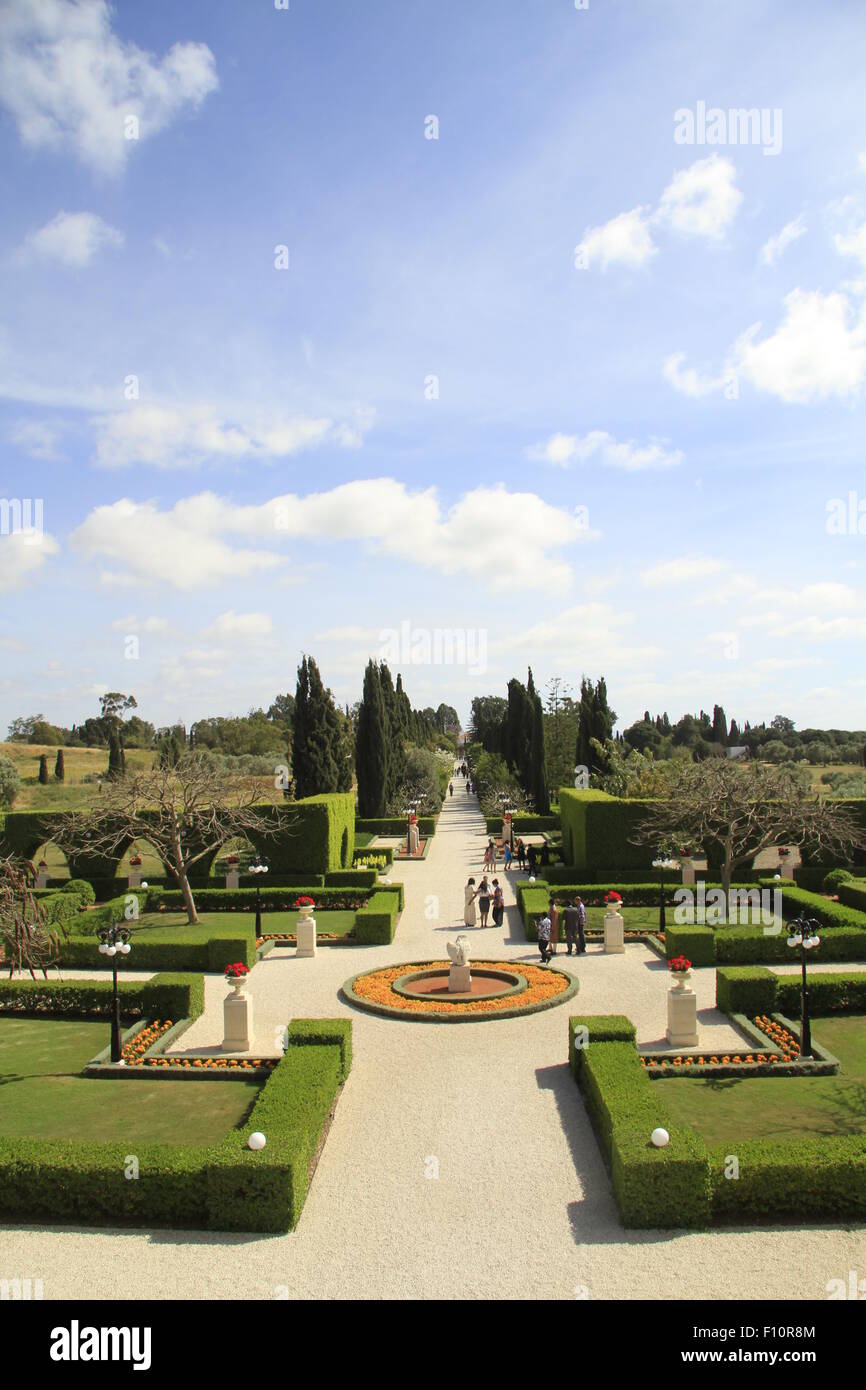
[537,896,586,963]
[464,875,504,929]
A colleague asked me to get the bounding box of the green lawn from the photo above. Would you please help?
[656,1016,866,1145]
[0,1017,261,1145]
[133,909,357,938]
[584,906,661,931]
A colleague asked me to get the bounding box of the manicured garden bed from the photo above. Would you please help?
[0,1017,261,1145]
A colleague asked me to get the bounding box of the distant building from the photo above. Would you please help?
[726,746,748,760]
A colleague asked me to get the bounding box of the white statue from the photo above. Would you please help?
[447,935,471,967]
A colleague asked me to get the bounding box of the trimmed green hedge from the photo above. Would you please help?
[709,1136,866,1222]
[776,972,866,1016]
[568,1015,635,1074]
[558,789,656,874]
[0,972,205,1021]
[144,886,369,914]
[323,869,376,888]
[570,1030,711,1228]
[664,924,716,967]
[59,918,257,973]
[774,884,866,931]
[715,926,866,965]
[287,1017,352,1077]
[0,1017,350,1232]
[715,967,778,1016]
[484,814,559,835]
[838,879,866,912]
[355,816,436,837]
[354,890,402,944]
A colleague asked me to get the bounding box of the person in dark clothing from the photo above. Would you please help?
[540,842,550,867]
[516,839,526,871]
[562,896,587,956]
[527,843,538,876]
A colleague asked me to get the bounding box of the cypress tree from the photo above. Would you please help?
[38,754,49,784]
[712,704,728,745]
[356,660,388,817]
[575,677,595,771]
[293,656,341,798]
[379,663,405,803]
[54,748,65,782]
[530,684,550,813]
[107,729,123,779]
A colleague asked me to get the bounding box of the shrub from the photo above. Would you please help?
[0,972,204,1021]
[714,926,866,964]
[569,1015,635,1074]
[61,878,96,904]
[823,868,854,892]
[323,869,377,888]
[0,755,21,809]
[558,789,656,873]
[838,879,866,912]
[354,890,400,944]
[664,924,715,966]
[709,1136,866,1222]
[715,966,777,1016]
[287,1018,352,1078]
[775,972,866,1016]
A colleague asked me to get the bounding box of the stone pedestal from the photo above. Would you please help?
[781,859,794,880]
[296,914,317,958]
[666,985,698,1047]
[449,963,471,993]
[681,862,696,886]
[408,824,420,856]
[35,868,49,889]
[225,869,240,890]
[128,870,142,888]
[603,910,625,953]
[223,990,253,1051]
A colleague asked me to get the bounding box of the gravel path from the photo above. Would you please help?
[2,786,863,1300]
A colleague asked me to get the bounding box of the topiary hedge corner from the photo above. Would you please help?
[664,923,715,966]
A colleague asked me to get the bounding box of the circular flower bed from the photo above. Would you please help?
[342,959,578,1021]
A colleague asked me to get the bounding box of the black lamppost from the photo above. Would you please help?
[652,855,678,932]
[250,860,269,939]
[97,921,132,1063]
[786,914,821,1058]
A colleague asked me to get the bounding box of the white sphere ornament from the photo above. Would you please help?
[248,1132,267,1151]
[651,1127,670,1148]
[528,875,536,883]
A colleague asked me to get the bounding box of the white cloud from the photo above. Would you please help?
[0,0,218,175]
[656,155,742,240]
[527,429,682,471]
[641,556,724,587]
[662,352,729,398]
[18,211,123,267]
[733,289,866,402]
[71,480,591,594]
[835,221,866,272]
[203,610,274,641]
[108,614,169,634]
[91,403,372,469]
[0,529,59,592]
[576,207,657,270]
[760,215,806,266]
[9,419,63,459]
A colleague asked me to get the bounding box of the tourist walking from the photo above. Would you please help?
[464,877,478,928]
[449,781,454,797]
[516,839,526,871]
[536,912,552,963]
[527,843,538,877]
[548,897,560,956]
[503,842,512,871]
[478,877,491,927]
[486,838,497,871]
[492,879,504,928]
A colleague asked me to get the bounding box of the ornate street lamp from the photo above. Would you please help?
[97,921,132,1063]
[249,860,269,939]
[786,913,821,1058]
[652,854,680,932]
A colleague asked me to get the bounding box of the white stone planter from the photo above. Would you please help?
[449,963,471,993]
[681,860,696,886]
[296,915,317,958]
[603,910,625,954]
[225,869,240,890]
[128,869,142,888]
[35,867,49,889]
[666,984,698,1047]
[223,981,253,1051]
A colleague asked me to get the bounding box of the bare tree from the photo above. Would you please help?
[54,753,290,925]
[634,760,863,916]
[0,856,64,977]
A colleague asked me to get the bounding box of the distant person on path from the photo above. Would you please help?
[492,879,504,927]
[540,842,550,868]
[563,896,586,955]
[464,877,478,927]
[485,838,497,871]
[516,839,526,871]
[478,877,491,927]
[548,897,560,956]
[527,843,538,877]
[536,912,552,963]
[449,781,454,797]
[503,842,512,871]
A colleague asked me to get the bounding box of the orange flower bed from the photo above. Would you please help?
[121,1019,277,1070]
[351,960,569,1015]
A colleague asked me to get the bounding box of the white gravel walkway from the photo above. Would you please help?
[2,786,863,1301]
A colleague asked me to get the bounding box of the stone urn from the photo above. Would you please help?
[603,909,625,954]
[670,967,692,990]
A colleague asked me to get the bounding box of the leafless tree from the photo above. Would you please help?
[634,760,862,916]
[0,856,64,977]
[54,753,291,924]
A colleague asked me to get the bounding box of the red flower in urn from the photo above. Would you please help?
[604,891,622,907]
[295,895,315,907]
[224,961,249,979]
[668,955,692,973]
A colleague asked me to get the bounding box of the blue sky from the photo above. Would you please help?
[1,0,865,734]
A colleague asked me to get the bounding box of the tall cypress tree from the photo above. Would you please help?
[38,754,49,784]
[530,683,550,813]
[356,660,388,816]
[379,663,405,804]
[575,677,595,771]
[293,656,342,798]
[54,748,65,782]
[712,703,728,745]
[107,729,123,780]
